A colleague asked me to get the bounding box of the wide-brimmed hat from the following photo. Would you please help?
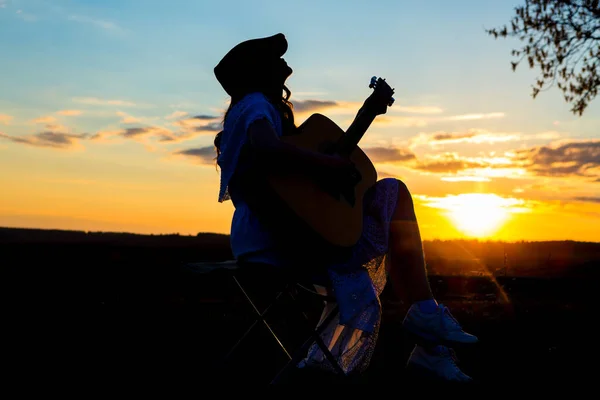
[214,33,288,97]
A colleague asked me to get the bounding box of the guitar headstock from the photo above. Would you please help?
[367,76,395,116]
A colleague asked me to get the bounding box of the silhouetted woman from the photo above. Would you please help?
[213,33,477,382]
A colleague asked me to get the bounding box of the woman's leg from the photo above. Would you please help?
[384,178,478,346]
[387,179,434,304]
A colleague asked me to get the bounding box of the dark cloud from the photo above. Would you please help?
[513,140,599,179]
[0,131,88,149]
[363,146,416,163]
[0,133,28,145]
[432,132,478,141]
[192,122,222,132]
[157,134,175,142]
[120,126,174,141]
[413,158,485,173]
[90,125,176,142]
[363,147,497,174]
[122,127,149,138]
[192,115,219,120]
[174,117,222,135]
[175,146,216,165]
[292,100,338,113]
[574,196,600,203]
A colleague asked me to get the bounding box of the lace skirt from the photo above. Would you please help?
[299,177,400,375]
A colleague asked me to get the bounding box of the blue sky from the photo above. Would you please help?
[1,0,598,240]
[1,0,597,137]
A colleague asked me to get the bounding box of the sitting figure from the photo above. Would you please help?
[213,33,478,382]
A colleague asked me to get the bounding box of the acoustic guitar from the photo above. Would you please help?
[266,76,395,247]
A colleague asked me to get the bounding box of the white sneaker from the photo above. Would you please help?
[406,345,473,383]
[402,303,479,345]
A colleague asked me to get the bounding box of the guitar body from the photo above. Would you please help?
[266,113,377,247]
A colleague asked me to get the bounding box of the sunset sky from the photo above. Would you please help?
[1,0,598,242]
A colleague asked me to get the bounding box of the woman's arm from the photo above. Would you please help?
[247,118,351,177]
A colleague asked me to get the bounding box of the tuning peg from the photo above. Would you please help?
[369,76,377,88]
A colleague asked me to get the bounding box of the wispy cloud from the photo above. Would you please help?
[373,115,429,128]
[446,112,505,121]
[1,116,87,149]
[363,146,416,163]
[441,176,491,182]
[293,100,338,113]
[73,97,136,107]
[407,139,600,182]
[289,99,447,128]
[574,196,600,204]
[32,116,57,124]
[363,144,518,176]
[67,15,122,32]
[5,2,122,31]
[412,153,490,173]
[393,106,444,114]
[432,131,479,141]
[57,110,83,116]
[89,129,120,142]
[189,114,220,121]
[15,9,38,22]
[410,129,522,148]
[532,131,562,140]
[174,146,217,165]
[0,114,13,125]
[116,111,141,124]
[0,131,88,149]
[293,91,329,98]
[172,115,222,139]
[91,112,216,145]
[290,98,504,130]
[92,125,175,143]
[512,139,600,181]
[166,111,189,120]
[296,100,445,117]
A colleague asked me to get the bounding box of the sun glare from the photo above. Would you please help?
[422,193,526,238]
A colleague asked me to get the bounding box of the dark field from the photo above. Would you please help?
[2,227,599,388]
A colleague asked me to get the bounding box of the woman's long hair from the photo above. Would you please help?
[214,85,295,160]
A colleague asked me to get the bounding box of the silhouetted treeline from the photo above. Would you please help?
[1,226,597,277]
[422,238,600,278]
[0,227,229,247]
[2,226,599,386]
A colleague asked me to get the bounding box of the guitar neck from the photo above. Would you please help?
[335,107,376,157]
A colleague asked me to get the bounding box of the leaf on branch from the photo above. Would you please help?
[487,0,600,116]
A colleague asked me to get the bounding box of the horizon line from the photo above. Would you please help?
[1,225,598,245]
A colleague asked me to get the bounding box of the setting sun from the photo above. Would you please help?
[420,193,528,238]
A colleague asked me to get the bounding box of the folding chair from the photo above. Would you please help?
[181,259,348,384]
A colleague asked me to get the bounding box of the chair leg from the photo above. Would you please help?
[218,271,347,384]
[270,304,345,384]
[285,287,347,376]
[220,275,292,369]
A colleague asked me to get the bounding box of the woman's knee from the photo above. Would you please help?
[376,177,410,197]
[394,179,411,200]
